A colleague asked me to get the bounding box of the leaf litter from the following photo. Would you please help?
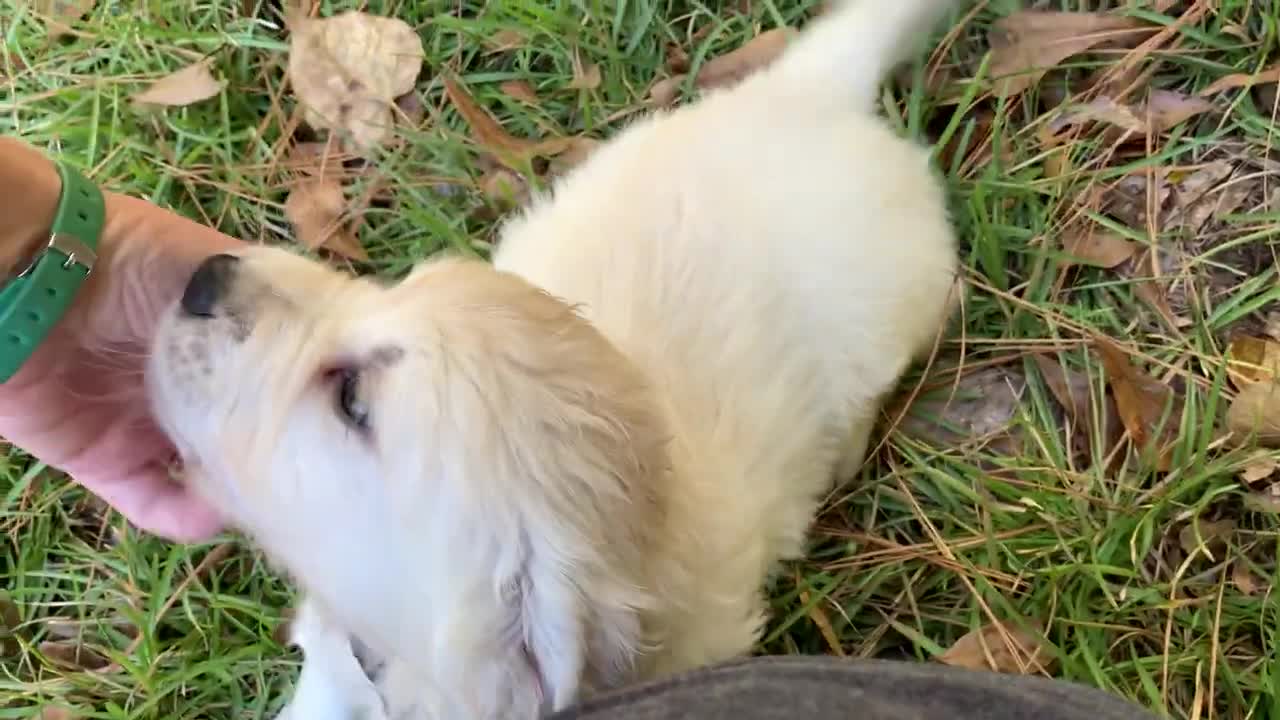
[937,617,1055,675]
[286,9,425,151]
[130,59,225,108]
[1094,338,1183,471]
[985,10,1152,97]
[649,27,795,106]
[29,0,94,39]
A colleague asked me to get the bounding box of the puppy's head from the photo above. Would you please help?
[148,247,672,716]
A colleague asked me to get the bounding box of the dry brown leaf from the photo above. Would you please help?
[937,618,1054,675]
[898,367,1025,454]
[648,28,795,106]
[1031,354,1120,460]
[665,42,691,74]
[31,0,93,38]
[1239,453,1276,485]
[1227,381,1280,448]
[1177,517,1235,557]
[130,59,224,108]
[34,707,81,720]
[1044,90,1211,142]
[1048,96,1144,136]
[284,179,367,261]
[1243,483,1280,513]
[648,74,686,106]
[698,28,795,89]
[568,61,602,91]
[442,74,581,169]
[1232,560,1263,595]
[1095,337,1183,470]
[1200,62,1280,96]
[479,167,530,211]
[1163,160,1241,232]
[1227,336,1280,390]
[394,91,424,127]
[287,10,424,150]
[39,640,111,671]
[547,137,602,177]
[1126,249,1187,331]
[1145,89,1215,131]
[500,80,540,105]
[987,11,1150,97]
[484,29,527,54]
[1239,481,1280,509]
[1032,355,1094,423]
[1060,224,1139,268]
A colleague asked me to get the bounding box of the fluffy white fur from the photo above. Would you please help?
[147,1,961,717]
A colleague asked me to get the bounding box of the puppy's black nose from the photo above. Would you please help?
[181,254,240,318]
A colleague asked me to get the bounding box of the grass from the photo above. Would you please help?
[2,0,1280,717]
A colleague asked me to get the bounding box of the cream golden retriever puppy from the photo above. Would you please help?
[147,0,960,716]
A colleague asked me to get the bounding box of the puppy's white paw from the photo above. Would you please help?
[273,599,389,720]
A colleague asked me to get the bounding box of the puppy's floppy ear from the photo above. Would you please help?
[404,259,673,711]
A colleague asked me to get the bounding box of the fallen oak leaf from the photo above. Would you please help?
[484,29,527,54]
[937,617,1055,675]
[1032,354,1094,423]
[568,60,602,91]
[896,367,1026,456]
[478,167,530,212]
[648,27,796,106]
[695,28,794,89]
[130,59,225,108]
[284,179,368,261]
[1144,89,1215,131]
[1059,223,1139,269]
[986,10,1151,97]
[1043,90,1212,143]
[1226,336,1280,390]
[1032,353,1124,464]
[546,137,602,177]
[1177,517,1235,558]
[442,73,580,169]
[1231,560,1263,595]
[287,10,425,150]
[1243,483,1280,513]
[1094,337,1183,470]
[394,91,425,127]
[1226,380,1280,448]
[1238,452,1276,485]
[1200,62,1280,96]
[38,640,111,672]
[500,79,540,104]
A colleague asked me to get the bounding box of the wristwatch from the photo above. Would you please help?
[0,160,103,383]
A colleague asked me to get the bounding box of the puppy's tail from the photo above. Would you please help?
[767,0,957,108]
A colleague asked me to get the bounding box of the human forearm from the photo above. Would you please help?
[0,137,61,280]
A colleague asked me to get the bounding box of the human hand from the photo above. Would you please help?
[0,138,244,541]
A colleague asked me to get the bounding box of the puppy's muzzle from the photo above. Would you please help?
[182,253,240,317]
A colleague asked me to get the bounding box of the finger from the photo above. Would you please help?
[79,463,225,543]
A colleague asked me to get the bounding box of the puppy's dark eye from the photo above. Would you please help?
[337,369,370,430]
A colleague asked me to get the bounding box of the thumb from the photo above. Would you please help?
[78,462,225,543]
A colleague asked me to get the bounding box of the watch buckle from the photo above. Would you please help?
[17,232,97,279]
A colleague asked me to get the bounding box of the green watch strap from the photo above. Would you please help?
[0,160,103,383]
